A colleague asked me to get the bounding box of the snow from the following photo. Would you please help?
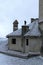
[0,54,43,65]
[0,38,43,65]
[7,29,22,37]
[7,19,41,37]
[0,38,8,51]
[0,38,7,41]
[0,37,40,59]
[39,56,43,59]
[0,38,30,58]
[24,20,41,36]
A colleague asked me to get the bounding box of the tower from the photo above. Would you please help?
[13,20,18,31]
[39,0,43,56]
[39,0,43,20]
[39,0,43,31]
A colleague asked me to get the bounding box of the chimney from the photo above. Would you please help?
[22,20,29,35]
[31,18,39,23]
[35,18,39,20]
[13,20,18,31]
[31,18,35,23]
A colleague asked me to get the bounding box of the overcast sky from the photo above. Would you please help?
[0,0,39,37]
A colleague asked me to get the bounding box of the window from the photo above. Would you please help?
[12,39,16,44]
[26,39,28,46]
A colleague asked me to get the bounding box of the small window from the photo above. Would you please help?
[26,39,28,46]
[12,39,16,44]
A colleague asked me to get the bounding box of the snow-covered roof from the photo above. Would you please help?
[24,20,41,36]
[7,19,41,38]
[7,29,22,37]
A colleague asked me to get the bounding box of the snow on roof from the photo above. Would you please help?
[7,19,41,37]
[24,20,41,36]
[7,29,22,37]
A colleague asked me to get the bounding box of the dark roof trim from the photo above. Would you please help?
[24,35,41,38]
[6,35,41,38]
[6,35,22,38]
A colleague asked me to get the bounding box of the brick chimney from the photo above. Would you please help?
[22,20,29,35]
[13,20,18,31]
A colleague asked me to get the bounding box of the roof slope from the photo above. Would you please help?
[7,29,22,37]
[7,20,41,38]
[24,20,41,36]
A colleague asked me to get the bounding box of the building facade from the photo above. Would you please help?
[6,0,43,53]
[6,19,42,53]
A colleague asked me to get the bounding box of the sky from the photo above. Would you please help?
[0,0,39,37]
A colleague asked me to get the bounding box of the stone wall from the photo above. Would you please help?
[8,37,23,52]
[29,37,42,52]
[39,0,43,19]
